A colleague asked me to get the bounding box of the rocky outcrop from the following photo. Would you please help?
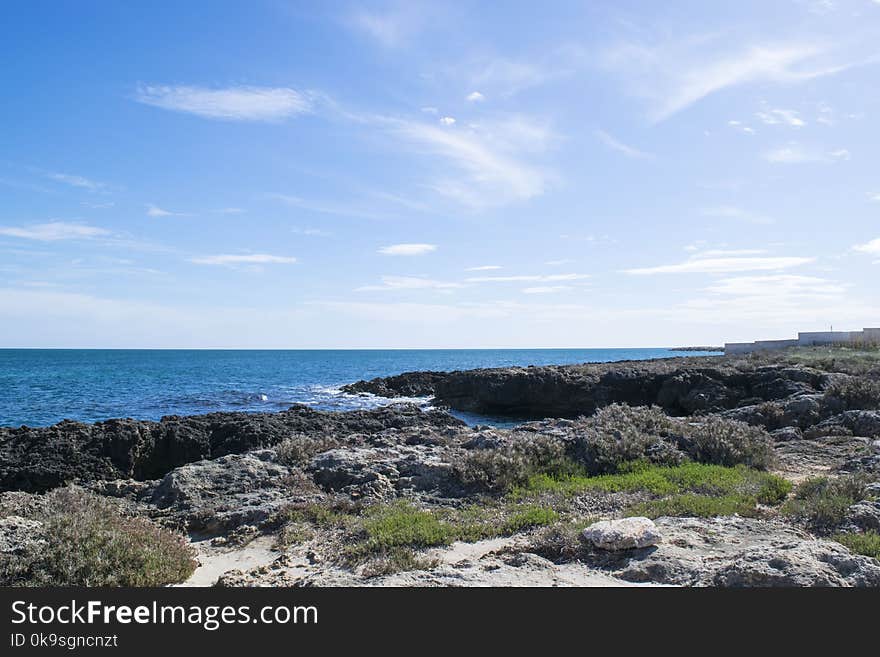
[0,404,464,493]
[343,358,837,420]
[594,516,880,587]
[143,450,320,534]
[342,371,448,397]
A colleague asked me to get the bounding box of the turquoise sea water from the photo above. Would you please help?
[0,348,719,427]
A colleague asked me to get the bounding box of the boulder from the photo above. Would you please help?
[582,517,661,551]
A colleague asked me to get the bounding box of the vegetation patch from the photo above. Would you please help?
[824,378,880,411]
[628,493,765,519]
[782,474,873,532]
[518,462,788,501]
[501,506,559,534]
[832,531,880,560]
[1,487,196,587]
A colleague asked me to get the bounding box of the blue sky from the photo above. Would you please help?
[1,0,879,348]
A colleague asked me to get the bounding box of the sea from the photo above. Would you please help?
[0,348,720,428]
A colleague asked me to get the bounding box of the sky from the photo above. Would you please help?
[1,0,879,349]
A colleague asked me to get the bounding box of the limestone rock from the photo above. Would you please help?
[582,517,661,551]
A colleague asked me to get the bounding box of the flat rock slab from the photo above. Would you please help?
[591,516,880,587]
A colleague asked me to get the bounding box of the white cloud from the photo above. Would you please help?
[595,129,652,159]
[190,254,297,265]
[700,206,774,224]
[292,227,332,237]
[755,109,806,127]
[0,222,110,241]
[465,265,502,271]
[465,273,589,283]
[544,259,572,266]
[46,172,107,191]
[134,85,310,121]
[602,37,860,121]
[356,276,463,292]
[868,192,880,202]
[439,116,456,126]
[522,286,571,294]
[727,120,756,135]
[347,4,438,47]
[705,274,845,297]
[762,144,849,163]
[390,116,551,208]
[854,237,880,255]
[625,254,813,275]
[146,204,176,217]
[377,243,437,256]
[466,91,485,102]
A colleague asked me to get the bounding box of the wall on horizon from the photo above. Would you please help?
[725,328,880,355]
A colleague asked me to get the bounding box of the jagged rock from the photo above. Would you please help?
[597,516,880,587]
[0,515,45,555]
[770,426,803,442]
[775,435,870,478]
[307,442,461,500]
[343,358,839,419]
[144,450,317,534]
[342,372,448,397]
[841,501,880,532]
[807,411,880,439]
[582,517,661,551]
[0,404,464,493]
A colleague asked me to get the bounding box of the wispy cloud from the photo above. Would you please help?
[134,85,311,121]
[727,120,756,135]
[465,265,502,271]
[189,254,297,266]
[625,253,813,275]
[595,129,652,159]
[700,206,774,225]
[522,285,571,294]
[390,115,553,208]
[46,172,107,192]
[292,227,332,237]
[146,204,189,217]
[347,3,438,47]
[356,276,463,292]
[762,144,849,163]
[602,36,863,121]
[854,237,880,255]
[755,108,806,127]
[0,222,110,241]
[378,243,437,256]
[466,91,485,102]
[465,273,589,283]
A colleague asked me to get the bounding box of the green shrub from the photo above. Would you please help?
[824,378,880,411]
[530,520,595,563]
[453,434,578,493]
[680,417,775,470]
[832,531,880,560]
[2,487,196,587]
[628,493,764,518]
[518,462,790,503]
[570,405,685,475]
[501,506,558,534]
[361,502,452,550]
[782,474,871,532]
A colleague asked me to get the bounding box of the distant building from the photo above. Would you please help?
[725,327,880,356]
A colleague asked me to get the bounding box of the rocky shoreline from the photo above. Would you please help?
[2,347,879,587]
